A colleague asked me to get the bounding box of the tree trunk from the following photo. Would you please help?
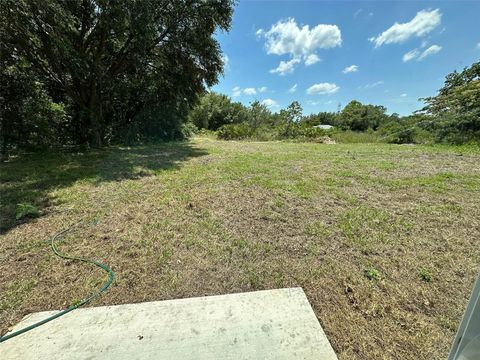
[87,84,102,148]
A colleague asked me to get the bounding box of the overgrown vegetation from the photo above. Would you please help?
[191,61,479,145]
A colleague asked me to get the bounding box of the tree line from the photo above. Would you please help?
[191,61,480,144]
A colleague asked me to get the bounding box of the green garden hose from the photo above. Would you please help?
[0,223,115,343]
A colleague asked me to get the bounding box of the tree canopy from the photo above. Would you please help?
[337,100,388,131]
[1,0,234,151]
[420,61,480,143]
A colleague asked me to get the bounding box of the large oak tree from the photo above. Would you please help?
[1,0,233,146]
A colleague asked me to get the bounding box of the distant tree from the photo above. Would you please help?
[248,101,271,130]
[189,92,247,130]
[1,0,234,147]
[284,101,303,123]
[338,100,388,131]
[277,101,302,137]
[302,112,337,127]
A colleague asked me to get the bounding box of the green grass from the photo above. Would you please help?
[1,137,479,359]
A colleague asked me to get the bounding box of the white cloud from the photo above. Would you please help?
[261,98,279,108]
[402,49,420,62]
[233,86,269,97]
[418,44,442,60]
[361,81,384,89]
[305,54,321,66]
[306,100,321,106]
[343,65,359,74]
[243,87,257,95]
[476,42,480,50]
[306,82,340,95]
[289,84,297,93]
[232,86,242,97]
[369,9,441,47]
[400,93,408,97]
[354,9,362,18]
[270,58,301,75]
[258,18,341,73]
[259,18,342,57]
[403,44,441,62]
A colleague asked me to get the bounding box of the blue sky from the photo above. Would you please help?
[212,1,480,116]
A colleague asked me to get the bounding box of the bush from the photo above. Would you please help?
[1,64,70,154]
[217,123,254,140]
[384,126,416,144]
[431,113,480,144]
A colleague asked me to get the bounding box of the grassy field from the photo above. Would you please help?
[1,137,479,359]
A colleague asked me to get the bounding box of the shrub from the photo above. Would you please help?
[384,126,416,144]
[217,123,253,140]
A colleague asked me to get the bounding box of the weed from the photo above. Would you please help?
[420,268,432,282]
[15,203,39,220]
[364,267,382,280]
[157,248,173,268]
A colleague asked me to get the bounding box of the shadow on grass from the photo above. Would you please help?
[0,142,208,234]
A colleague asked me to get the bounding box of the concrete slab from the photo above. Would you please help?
[1,288,337,360]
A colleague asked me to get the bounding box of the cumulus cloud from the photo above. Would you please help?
[243,87,257,95]
[402,45,441,62]
[261,99,279,108]
[270,58,301,75]
[306,83,339,95]
[258,86,268,93]
[400,93,408,97]
[289,84,297,93]
[258,18,341,73]
[305,54,321,66]
[343,65,359,74]
[476,42,480,50]
[259,18,342,56]
[369,9,441,47]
